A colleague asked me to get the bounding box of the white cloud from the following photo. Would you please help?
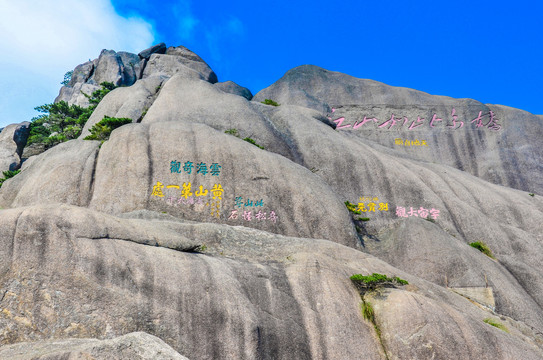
[0,0,155,128]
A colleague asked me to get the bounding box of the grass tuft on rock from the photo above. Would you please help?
[469,241,495,259]
[261,99,280,106]
[243,137,265,149]
[224,128,240,137]
[483,318,509,333]
[345,201,361,215]
[362,301,375,322]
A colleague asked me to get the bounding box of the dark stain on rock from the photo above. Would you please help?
[464,129,479,177]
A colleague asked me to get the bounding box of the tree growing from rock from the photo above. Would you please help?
[27,82,117,148]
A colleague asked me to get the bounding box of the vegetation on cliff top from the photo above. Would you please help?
[27,82,117,148]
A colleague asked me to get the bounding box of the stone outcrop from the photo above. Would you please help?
[55,43,217,108]
[1,204,542,359]
[0,122,30,172]
[1,45,543,360]
[0,332,190,359]
[215,80,253,100]
[78,75,167,138]
[138,42,167,60]
[253,65,543,195]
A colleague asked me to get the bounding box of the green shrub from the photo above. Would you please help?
[261,99,280,106]
[469,241,495,259]
[529,193,535,197]
[393,276,409,285]
[362,301,375,322]
[61,70,73,86]
[27,82,117,148]
[350,273,408,289]
[345,201,361,215]
[83,82,117,106]
[357,217,370,221]
[483,318,509,333]
[225,128,240,137]
[84,116,132,141]
[0,170,21,189]
[243,137,264,149]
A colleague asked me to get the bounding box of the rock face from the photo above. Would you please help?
[78,75,167,138]
[55,43,217,108]
[2,45,543,360]
[253,65,543,195]
[1,205,543,360]
[138,42,167,59]
[142,53,217,83]
[0,332,190,359]
[0,122,30,172]
[215,80,253,100]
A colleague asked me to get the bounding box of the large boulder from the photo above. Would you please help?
[142,54,218,83]
[138,42,167,60]
[0,122,30,172]
[55,49,144,106]
[68,60,94,86]
[215,80,253,100]
[253,64,453,112]
[79,75,168,138]
[142,75,295,158]
[0,121,358,247]
[0,139,100,206]
[0,332,189,359]
[88,49,142,87]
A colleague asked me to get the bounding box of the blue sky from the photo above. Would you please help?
[1,0,541,128]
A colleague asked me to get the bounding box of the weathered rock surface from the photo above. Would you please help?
[142,45,218,83]
[55,48,145,106]
[1,204,542,359]
[89,49,139,87]
[55,82,102,108]
[2,45,543,360]
[0,122,30,172]
[0,332,190,359]
[79,75,168,138]
[254,65,543,195]
[0,139,100,206]
[142,53,217,83]
[138,42,167,60]
[215,80,253,100]
[1,121,358,247]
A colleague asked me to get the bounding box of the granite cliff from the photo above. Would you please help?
[0,43,542,359]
